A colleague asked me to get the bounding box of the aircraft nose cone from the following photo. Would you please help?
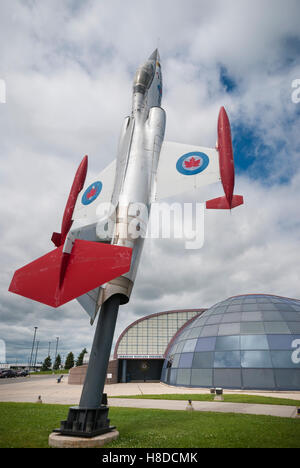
[148,48,159,62]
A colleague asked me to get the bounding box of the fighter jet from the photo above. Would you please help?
[9,49,243,323]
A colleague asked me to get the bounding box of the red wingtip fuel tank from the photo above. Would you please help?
[206,107,244,210]
[51,155,88,247]
[218,106,234,205]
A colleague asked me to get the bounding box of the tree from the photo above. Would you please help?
[76,348,88,367]
[41,355,52,371]
[64,352,74,370]
[53,354,62,370]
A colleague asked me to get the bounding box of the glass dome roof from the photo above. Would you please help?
[161,294,300,390]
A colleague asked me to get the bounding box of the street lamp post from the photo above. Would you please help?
[54,337,59,370]
[33,341,40,371]
[29,327,38,373]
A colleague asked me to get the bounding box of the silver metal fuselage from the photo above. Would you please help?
[98,50,166,305]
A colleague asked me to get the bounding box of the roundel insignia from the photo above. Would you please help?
[82,181,102,205]
[176,152,209,176]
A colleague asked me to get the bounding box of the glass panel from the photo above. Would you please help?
[206,315,222,325]
[193,316,208,327]
[256,297,271,303]
[242,311,262,321]
[178,353,194,368]
[148,319,158,327]
[191,369,212,387]
[158,315,167,321]
[271,350,300,368]
[280,311,300,322]
[192,352,214,368]
[214,369,242,388]
[187,327,203,339]
[274,369,300,389]
[241,350,272,368]
[267,334,300,350]
[242,369,275,389]
[200,324,219,337]
[242,304,260,312]
[240,322,265,334]
[226,305,243,312]
[214,351,240,368]
[182,339,197,353]
[240,335,269,350]
[274,303,295,312]
[176,341,185,354]
[218,323,240,336]
[169,369,177,385]
[176,369,191,386]
[262,311,283,321]
[195,337,216,352]
[264,322,291,334]
[287,322,300,334]
[256,303,277,311]
[211,306,228,315]
[215,335,240,350]
[199,310,211,318]
[221,312,242,323]
[172,354,180,368]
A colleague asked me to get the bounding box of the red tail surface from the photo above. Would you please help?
[206,195,244,210]
[9,241,132,308]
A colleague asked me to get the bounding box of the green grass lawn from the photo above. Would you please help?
[0,402,299,448]
[30,370,69,375]
[111,393,300,407]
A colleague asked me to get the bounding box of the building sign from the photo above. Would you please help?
[118,355,164,359]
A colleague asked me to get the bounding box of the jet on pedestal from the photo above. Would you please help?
[9,50,243,322]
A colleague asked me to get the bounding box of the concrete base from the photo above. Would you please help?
[48,429,119,448]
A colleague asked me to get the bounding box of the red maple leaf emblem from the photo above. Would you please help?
[87,186,97,199]
[184,157,201,168]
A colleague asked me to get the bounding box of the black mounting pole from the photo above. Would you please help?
[56,294,121,438]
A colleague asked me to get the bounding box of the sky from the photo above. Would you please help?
[0,0,300,365]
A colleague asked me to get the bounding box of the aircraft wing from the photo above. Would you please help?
[155,141,220,200]
[73,159,116,223]
[70,159,117,321]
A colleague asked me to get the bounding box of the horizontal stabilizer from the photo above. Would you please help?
[9,240,132,308]
[206,195,244,210]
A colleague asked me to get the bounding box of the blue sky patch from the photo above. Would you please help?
[220,65,237,93]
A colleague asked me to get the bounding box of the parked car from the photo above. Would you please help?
[0,369,17,378]
[16,369,29,377]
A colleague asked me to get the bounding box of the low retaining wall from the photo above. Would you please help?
[68,360,119,385]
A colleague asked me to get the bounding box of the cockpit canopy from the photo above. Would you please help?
[133,61,155,94]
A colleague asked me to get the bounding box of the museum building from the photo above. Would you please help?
[161,294,300,390]
[69,294,300,390]
[114,308,205,382]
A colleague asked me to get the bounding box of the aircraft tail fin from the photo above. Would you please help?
[9,240,132,308]
[206,195,244,210]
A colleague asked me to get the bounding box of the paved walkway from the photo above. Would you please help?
[109,398,298,418]
[0,376,298,418]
